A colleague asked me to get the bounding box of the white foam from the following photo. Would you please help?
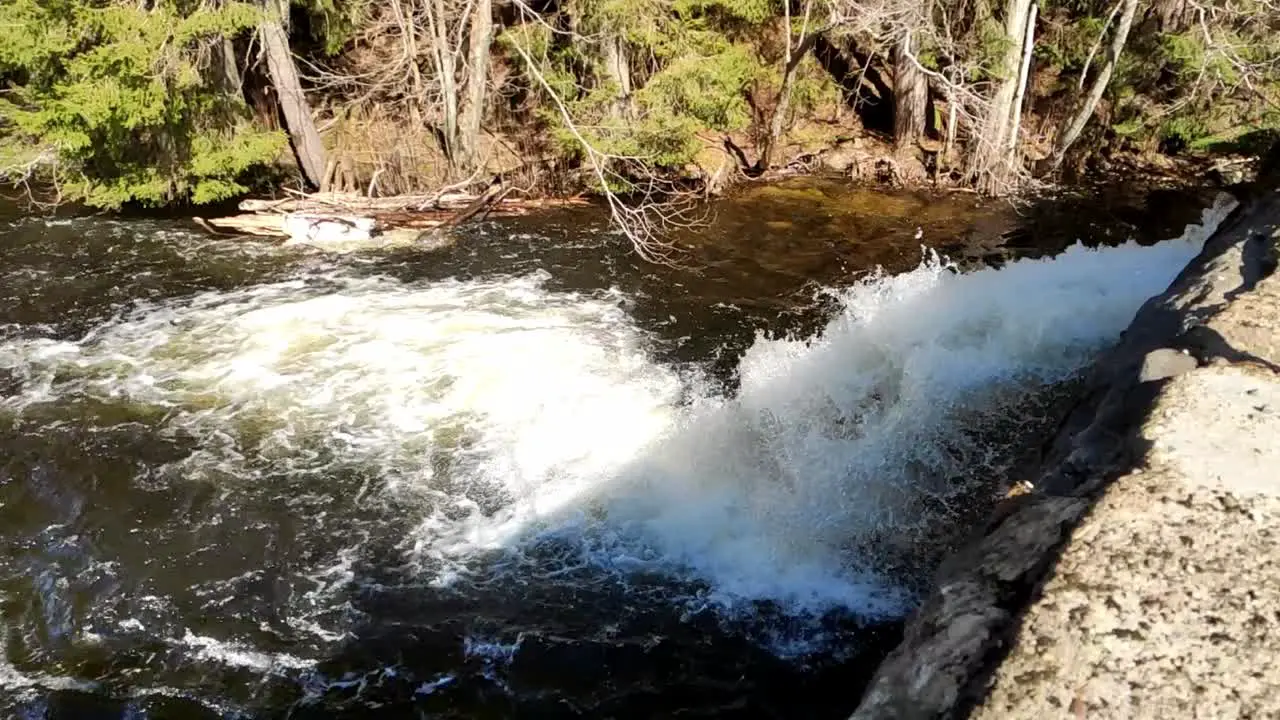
[415,194,1234,619]
[0,662,97,693]
[463,635,523,666]
[0,195,1235,639]
[415,673,457,695]
[0,272,681,495]
[180,630,315,673]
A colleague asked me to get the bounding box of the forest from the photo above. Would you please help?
[2,0,1278,217]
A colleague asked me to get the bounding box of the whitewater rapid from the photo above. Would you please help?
[0,195,1235,648]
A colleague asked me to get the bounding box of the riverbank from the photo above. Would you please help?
[851,183,1280,716]
[181,165,1232,265]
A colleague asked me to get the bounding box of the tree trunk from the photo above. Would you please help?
[426,0,460,168]
[1007,0,1038,163]
[969,0,1036,194]
[1051,0,1138,170]
[1076,0,1121,93]
[215,37,242,96]
[761,41,815,169]
[893,30,928,153]
[457,0,493,171]
[760,0,815,170]
[943,87,958,169]
[260,1,327,189]
[602,33,633,117]
[1148,0,1193,32]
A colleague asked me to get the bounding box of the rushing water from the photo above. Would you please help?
[0,183,1234,718]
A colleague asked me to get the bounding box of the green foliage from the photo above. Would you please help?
[674,0,775,25]
[640,46,761,130]
[571,0,671,44]
[297,0,370,55]
[0,0,284,207]
[1156,32,1207,78]
[1196,126,1280,155]
[503,2,774,176]
[1097,4,1280,156]
[787,56,841,118]
[1034,14,1107,70]
[14,0,1280,206]
[1160,115,1209,148]
[1110,116,1145,138]
[498,0,1280,190]
[976,17,1013,79]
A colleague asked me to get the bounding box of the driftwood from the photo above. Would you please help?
[192,212,259,235]
[235,187,587,215]
[195,214,292,236]
[197,213,450,237]
[196,180,589,242]
[412,177,510,244]
[440,177,508,227]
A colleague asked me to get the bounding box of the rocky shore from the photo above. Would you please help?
[851,184,1280,719]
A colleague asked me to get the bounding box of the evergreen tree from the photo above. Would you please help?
[4,0,1280,211]
[0,0,284,207]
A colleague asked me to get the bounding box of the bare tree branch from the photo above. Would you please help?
[506,13,699,263]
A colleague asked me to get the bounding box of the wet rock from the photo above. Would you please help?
[851,187,1280,719]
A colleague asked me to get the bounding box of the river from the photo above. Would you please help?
[0,180,1233,718]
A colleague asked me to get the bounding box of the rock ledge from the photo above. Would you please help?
[851,187,1280,719]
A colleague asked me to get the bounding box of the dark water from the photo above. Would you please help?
[0,179,1213,719]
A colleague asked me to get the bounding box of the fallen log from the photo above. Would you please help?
[236,190,589,215]
[199,212,448,239]
[192,216,248,236]
[196,178,550,245]
[414,177,510,245]
[441,177,507,227]
[197,214,287,237]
